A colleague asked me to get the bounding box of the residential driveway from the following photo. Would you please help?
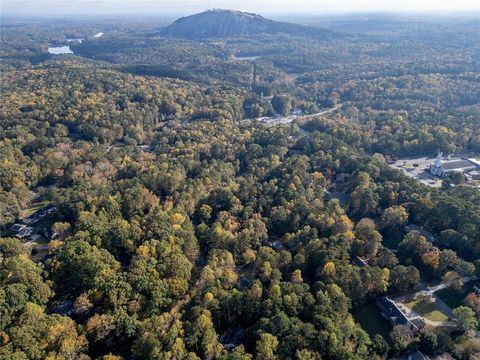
[426,276,476,294]
[427,276,477,319]
[397,276,478,327]
[396,291,453,327]
[430,292,453,318]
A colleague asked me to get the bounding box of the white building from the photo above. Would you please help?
[429,153,480,178]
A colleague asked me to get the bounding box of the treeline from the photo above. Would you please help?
[0,59,248,147]
[2,112,479,358]
[1,15,480,360]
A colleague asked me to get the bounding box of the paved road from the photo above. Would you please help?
[427,276,477,319]
[431,292,454,318]
[105,143,153,154]
[426,276,476,293]
[302,105,342,118]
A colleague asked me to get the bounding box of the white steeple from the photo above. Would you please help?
[434,152,443,168]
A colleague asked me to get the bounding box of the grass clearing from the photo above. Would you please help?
[404,296,449,322]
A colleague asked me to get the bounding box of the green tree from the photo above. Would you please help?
[452,306,478,333]
[271,95,292,116]
[379,206,408,230]
[390,325,413,352]
[419,330,438,355]
[371,334,389,358]
[256,332,279,360]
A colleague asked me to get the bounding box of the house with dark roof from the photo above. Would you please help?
[473,283,480,295]
[377,297,425,333]
[465,170,480,182]
[10,223,33,239]
[405,224,435,243]
[335,172,351,184]
[352,256,369,267]
[23,204,56,225]
[10,223,27,232]
[408,350,430,360]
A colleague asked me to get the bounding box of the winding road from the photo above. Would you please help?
[256,104,342,126]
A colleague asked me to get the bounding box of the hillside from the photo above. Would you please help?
[159,9,331,39]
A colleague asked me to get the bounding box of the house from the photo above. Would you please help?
[219,325,244,351]
[35,204,56,217]
[324,190,348,206]
[267,240,285,250]
[292,108,303,116]
[335,172,351,184]
[353,256,369,267]
[408,351,430,360]
[52,300,74,316]
[405,224,435,243]
[465,170,480,182]
[10,223,27,233]
[429,153,480,178]
[431,354,453,360]
[473,283,480,295]
[410,317,427,330]
[22,204,56,225]
[17,227,33,239]
[10,223,33,239]
[377,297,425,333]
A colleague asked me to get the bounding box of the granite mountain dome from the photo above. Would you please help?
[159,9,331,39]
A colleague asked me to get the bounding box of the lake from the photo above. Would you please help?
[48,46,73,55]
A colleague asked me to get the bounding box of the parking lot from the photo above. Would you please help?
[389,156,443,188]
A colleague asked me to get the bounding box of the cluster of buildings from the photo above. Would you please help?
[9,204,56,240]
[429,153,480,180]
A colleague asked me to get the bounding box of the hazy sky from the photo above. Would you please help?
[3,0,480,15]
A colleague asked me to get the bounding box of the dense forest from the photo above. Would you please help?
[1,12,480,360]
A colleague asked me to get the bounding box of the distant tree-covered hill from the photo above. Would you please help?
[159,9,334,39]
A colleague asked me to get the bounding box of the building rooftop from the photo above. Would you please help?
[353,256,369,267]
[10,223,26,232]
[377,297,422,332]
[440,159,476,170]
[405,224,435,243]
[408,351,429,360]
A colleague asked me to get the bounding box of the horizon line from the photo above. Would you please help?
[2,8,480,17]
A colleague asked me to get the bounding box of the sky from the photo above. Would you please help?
[2,0,480,16]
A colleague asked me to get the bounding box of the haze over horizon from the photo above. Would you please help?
[2,0,480,16]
